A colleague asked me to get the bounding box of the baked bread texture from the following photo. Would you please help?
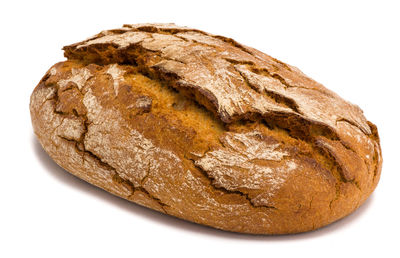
[30,23,382,234]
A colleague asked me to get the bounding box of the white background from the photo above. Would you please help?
[1,0,399,257]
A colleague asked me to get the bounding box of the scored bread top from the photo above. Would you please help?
[63,23,371,135]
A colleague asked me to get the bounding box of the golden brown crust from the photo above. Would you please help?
[30,23,382,234]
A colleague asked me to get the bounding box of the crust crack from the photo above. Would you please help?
[185,155,277,210]
[50,81,169,212]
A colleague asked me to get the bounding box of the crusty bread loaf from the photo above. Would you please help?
[30,23,382,234]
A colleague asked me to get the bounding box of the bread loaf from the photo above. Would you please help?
[30,23,382,234]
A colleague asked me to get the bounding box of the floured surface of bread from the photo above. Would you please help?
[30,23,382,234]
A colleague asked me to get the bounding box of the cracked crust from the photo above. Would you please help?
[30,23,382,234]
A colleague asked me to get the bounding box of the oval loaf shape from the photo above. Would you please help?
[30,23,382,234]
